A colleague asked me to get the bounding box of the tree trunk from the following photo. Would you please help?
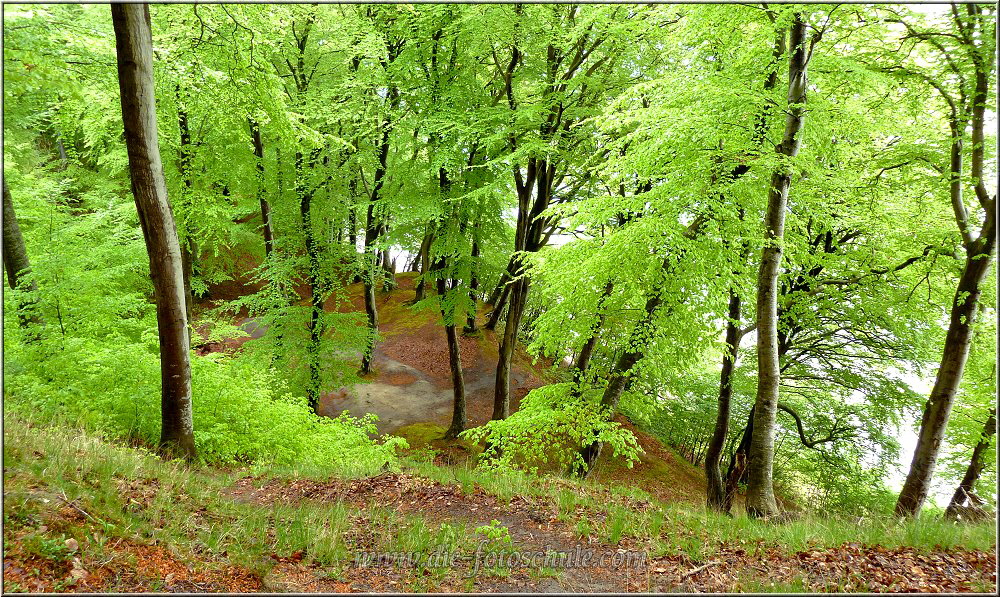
[945,408,997,520]
[895,25,996,514]
[746,14,810,519]
[435,249,466,438]
[573,280,615,384]
[413,226,434,302]
[724,407,754,514]
[895,235,995,515]
[248,118,274,259]
[464,226,481,334]
[2,180,41,329]
[112,2,195,460]
[2,180,32,291]
[361,83,398,374]
[491,274,528,420]
[706,289,742,512]
[578,292,663,475]
[484,283,511,331]
[174,85,196,325]
[486,255,518,305]
[574,214,709,477]
[297,149,324,411]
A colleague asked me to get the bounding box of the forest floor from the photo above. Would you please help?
[3,415,996,593]
[4,268,996,593]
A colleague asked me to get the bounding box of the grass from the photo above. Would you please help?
[2,413,466,590]
[3,411,996,593]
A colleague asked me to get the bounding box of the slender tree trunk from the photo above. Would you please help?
[724,407,754,513]
[248,118,274,259]
[174,85,196,325]
[435,241,466,438]
[578,292,663,474]
[486,255,518,306]
[348,194,358,249]
[746,14,810,519]
[464,225,481,334]
[297,149,324,411]
[574,215,709,476]
[707,289,742,512]
[360,74,398,373]
[491,274,528,420]
[945,408,997,519]
[381,247,396,290]
[414,226,434,302]
[2,180,41,329]
[573,281,615,384]
[2,181,33,291]
[484,283,511,331]
[895,235,995,515]
[895,28,996,514]
[443,321,467,438]
[112,2,195,460]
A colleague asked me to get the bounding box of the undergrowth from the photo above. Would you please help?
[3,412,995,593]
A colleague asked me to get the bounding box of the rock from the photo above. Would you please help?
[64,538,79,552]
[69,557,88,580]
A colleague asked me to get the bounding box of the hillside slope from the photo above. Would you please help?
[199,267,711,503]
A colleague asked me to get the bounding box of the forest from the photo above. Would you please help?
[2,2,997,593]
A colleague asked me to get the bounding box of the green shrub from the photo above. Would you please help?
[3,333,406,473]
[461,383,642,475]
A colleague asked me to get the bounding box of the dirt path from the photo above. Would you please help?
[227,472,997,593]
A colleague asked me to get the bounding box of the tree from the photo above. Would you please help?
[2,180,41,327]
[945,406,996,520]
[248,118,275,259]
[111,2,195,460]
[893,4,997,517]
[745,12,817,519]
[359,8,404,376]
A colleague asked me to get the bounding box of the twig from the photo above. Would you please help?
[682,560,722,579]
[58,490,98,522]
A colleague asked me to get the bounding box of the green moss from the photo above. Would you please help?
[394,423,448,448]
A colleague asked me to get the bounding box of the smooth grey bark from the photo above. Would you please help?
[895,228,995,515]
[895,7,996,516]
[112,2,195,460]
[746,13,811,519]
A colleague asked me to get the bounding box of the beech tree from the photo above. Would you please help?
[887,4,997,518]
[2,180,41,330]
[111,2,195,459]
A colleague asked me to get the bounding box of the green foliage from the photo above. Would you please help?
[461,383,642,476]
[3,1,997,523]
[4,334,405,472]
[473,519,513,551]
